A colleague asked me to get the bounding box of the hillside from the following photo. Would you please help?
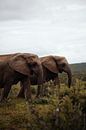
[70,63,86,73]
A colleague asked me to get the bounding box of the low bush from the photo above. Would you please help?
[0,78,86,130]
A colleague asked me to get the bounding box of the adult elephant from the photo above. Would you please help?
[0,53,43,101]
[18,55,72,97]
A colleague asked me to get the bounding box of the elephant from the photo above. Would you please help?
[18,55,72,97]
[0,53,43,101]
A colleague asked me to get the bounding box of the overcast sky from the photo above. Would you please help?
[0,0,86,63]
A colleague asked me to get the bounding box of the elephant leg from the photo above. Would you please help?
[0,85,11,102]
[36,84,45,97]
[22,78,31,101]
[17,82,25,98]
[54,76,60,96]
[41,85,44,96]
[54,76,60,88]
[36,85,43,98]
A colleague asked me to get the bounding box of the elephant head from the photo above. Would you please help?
[8,53,43,84]
[41,55,72,87]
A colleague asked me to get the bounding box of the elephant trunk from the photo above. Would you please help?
[67,67,72,88]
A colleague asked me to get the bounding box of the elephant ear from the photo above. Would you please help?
[40,56,59,74]
[8,54,30,76]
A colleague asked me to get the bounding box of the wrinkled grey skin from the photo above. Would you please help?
[18,55,72,97]
[0,53,43,101]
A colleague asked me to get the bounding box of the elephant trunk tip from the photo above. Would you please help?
[67,69,72,88]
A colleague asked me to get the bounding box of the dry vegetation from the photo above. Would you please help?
[0,73,86,130]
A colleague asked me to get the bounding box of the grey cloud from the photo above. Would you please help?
[0,0,86,63]
[0,0,86,20]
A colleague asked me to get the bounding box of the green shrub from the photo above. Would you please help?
[0,77,86,130]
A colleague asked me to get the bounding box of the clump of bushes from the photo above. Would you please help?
[51,79,86,130]
[0,78,86,130]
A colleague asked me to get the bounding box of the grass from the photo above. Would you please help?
[0,79,86,130]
